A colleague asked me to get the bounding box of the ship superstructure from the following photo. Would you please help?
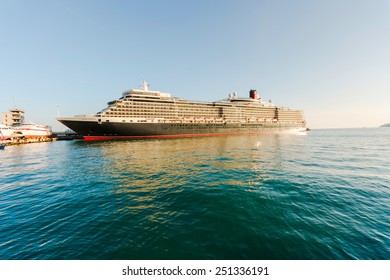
[57,82,306,140]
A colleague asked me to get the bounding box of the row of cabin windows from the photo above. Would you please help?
[104,105,300,120]
[104,111,276,119]
[108,106,276,116]
[112,101,277,113]
[114,105,220,115]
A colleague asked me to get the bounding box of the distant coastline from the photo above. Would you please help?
[380,123,390,127]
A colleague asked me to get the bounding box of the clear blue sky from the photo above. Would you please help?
[1,0,389,130]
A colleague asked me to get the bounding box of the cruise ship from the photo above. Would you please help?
[57,82,306,140]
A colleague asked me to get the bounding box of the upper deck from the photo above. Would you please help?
[94,81,304,124]
[122,81,172,99]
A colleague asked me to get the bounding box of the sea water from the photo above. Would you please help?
[0,128,389,259]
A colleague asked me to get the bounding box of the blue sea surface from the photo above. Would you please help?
[0,128,389,259]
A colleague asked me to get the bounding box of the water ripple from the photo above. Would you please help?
[0,129,389,259]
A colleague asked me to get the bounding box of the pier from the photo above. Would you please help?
[1,137,55,147]
[1,132,83,147]
[51,131,83,140]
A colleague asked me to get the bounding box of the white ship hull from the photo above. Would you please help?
[0,125,15,140]
[13,124,51,138]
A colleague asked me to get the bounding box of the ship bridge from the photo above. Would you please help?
[122,81,171,99]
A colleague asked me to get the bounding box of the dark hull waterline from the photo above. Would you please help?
[58,119,305,141]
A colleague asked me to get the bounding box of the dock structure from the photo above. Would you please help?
[51,131,83,140]
[1,136,54,146]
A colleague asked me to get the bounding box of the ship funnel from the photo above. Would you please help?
[249,89,259,100]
